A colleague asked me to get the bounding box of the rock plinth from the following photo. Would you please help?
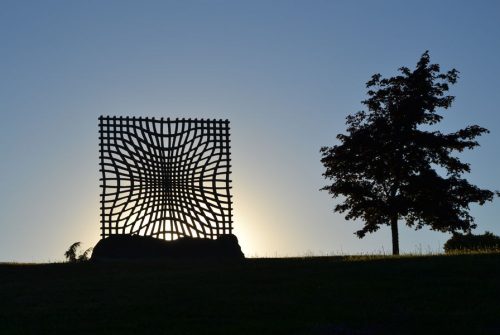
[91,234,244,261]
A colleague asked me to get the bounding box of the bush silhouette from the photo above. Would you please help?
[444,231,500,253]
[64,242,93,263]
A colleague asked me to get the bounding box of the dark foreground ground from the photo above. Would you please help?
[1,253,499,335]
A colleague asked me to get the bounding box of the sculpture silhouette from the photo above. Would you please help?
[99,116,233,241]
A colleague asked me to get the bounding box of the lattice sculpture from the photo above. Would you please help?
[99,116,232,240]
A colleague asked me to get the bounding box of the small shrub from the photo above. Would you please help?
[77,246,93,262]
[444,231,500,253]
[64,242,93,263]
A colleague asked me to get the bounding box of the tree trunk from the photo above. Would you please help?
[390,215,399,255]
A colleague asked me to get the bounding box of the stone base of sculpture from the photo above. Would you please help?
[91,234,244,261]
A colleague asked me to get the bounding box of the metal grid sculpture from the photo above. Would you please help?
[99,116,232,240]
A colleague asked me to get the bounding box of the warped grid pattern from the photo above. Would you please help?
[99,116,232,240]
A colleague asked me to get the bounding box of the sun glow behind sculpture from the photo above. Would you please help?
[99,116,233,240]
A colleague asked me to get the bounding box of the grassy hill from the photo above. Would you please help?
[1,253,499,335]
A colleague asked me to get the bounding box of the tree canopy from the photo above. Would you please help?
[320,51,498,255]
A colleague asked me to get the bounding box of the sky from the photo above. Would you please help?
[1,0,499,262]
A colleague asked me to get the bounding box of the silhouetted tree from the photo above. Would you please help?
[320,51,498,255]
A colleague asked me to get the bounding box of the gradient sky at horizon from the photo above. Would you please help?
[1,0,499,262]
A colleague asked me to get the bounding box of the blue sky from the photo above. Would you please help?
[1,0,499,261]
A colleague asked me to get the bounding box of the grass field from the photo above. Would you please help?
[1,253,499,335]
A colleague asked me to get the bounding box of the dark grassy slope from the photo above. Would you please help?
[1,254,499,335]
